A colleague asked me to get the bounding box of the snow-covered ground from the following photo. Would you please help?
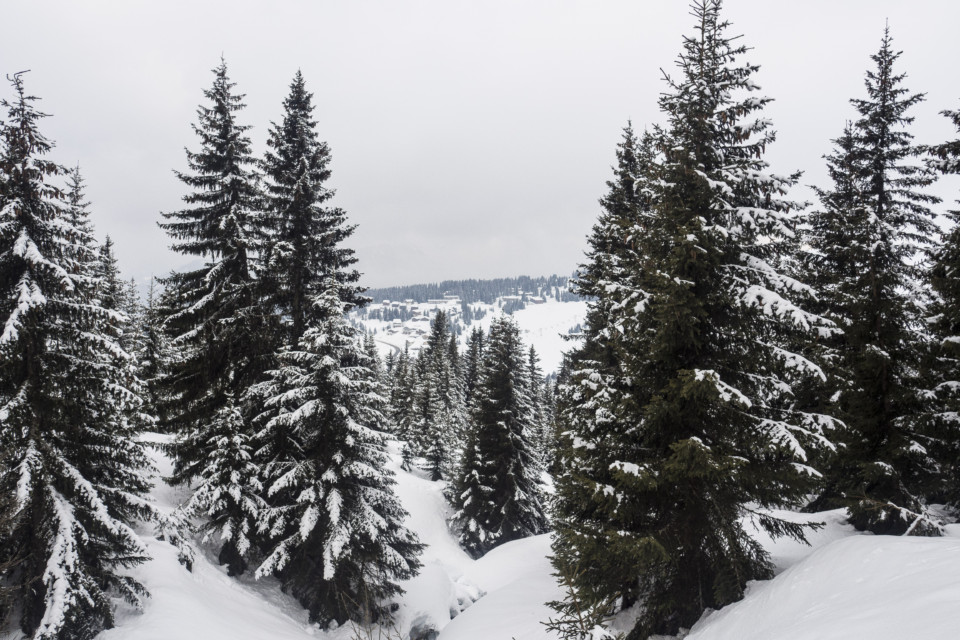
[685,534,960,640]
[16,437,958,640]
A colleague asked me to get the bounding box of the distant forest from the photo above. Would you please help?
[364,274,583,306]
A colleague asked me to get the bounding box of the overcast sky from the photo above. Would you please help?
[2,1,959,289]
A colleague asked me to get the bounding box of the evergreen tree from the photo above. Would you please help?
[95,237,124,313]
[252,284,422,626]
[261,70,362,347]
[389,343,418,470]
[526,346,550,468]
[925,103,960,510]
[138,276,169,431]
[463,326,485,408]
[63,166,97,289]
[158,59,270,575]
[0,73,151,640]
[175,393,265,574]
[409,310,465,480]
[805,28,940,534]
[552,3,834,637]
[452,316,547,558]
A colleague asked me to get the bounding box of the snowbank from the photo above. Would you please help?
[687,535,960,640]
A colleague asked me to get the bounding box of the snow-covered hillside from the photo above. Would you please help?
[31,436,959,640]
[351,285,587,375]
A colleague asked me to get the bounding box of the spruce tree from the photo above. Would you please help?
[452,316,547,558]
[138,277,169,431]
[805,28,940,534]
[261,70,362,347]
[0,73,151,640]
[252,284,422,626]
[388,343,418,470]
[463,326,485,408]
[158,59,269,575]
[925,103,960,510]
[552,3,834,637]
[409,310,465,480]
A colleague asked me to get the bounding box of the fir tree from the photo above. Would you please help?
[138,276,169,430]
[388,343,418,470]
[261,70,362,347]
[805,28,940,534]
[175,394,265,574]
[552,4,834,637]
[252,284,422,626]
[526,346,550,468]
[925,103,960,510]
[63,166,97,289]
[463,326,485,408]
[158,59,270,575]
[452,316,547,558]
[409,310,465,480]
[0,73,151,640]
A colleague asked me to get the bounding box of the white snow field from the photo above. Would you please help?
[16,436,957,640]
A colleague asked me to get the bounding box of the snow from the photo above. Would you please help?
[26,435,960,640]
[439,534,561,640]
[686,535,960,640]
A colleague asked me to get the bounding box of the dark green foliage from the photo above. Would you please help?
[261,70,363,346]
[452,316,547,558]
[463,327,485,408]
[925,104,960,510]
[551,3,833,637]
[158,59,273,573]
[804,28,941,534]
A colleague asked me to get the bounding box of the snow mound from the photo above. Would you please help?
[687,535,960,640]
[438,534,562,640]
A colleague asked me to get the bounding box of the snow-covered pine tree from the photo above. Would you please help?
[252,283,422,626]
[804,28,940,534]
[410,310,465,480]
[63,166,97,289]
[452,315,547,558]
[174,393,264,574]
[158,59,271,575]
[463,326,485,409]
[524,345,556,471]
[121,277,145,354]
[925,103,960,510]
[260,70,363,348]
[137,276,169,431]
[552,3,835,637]
[550,121,661,626]
[388,343,418,470]
[0,73,151,640]
[95,236,124,314]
